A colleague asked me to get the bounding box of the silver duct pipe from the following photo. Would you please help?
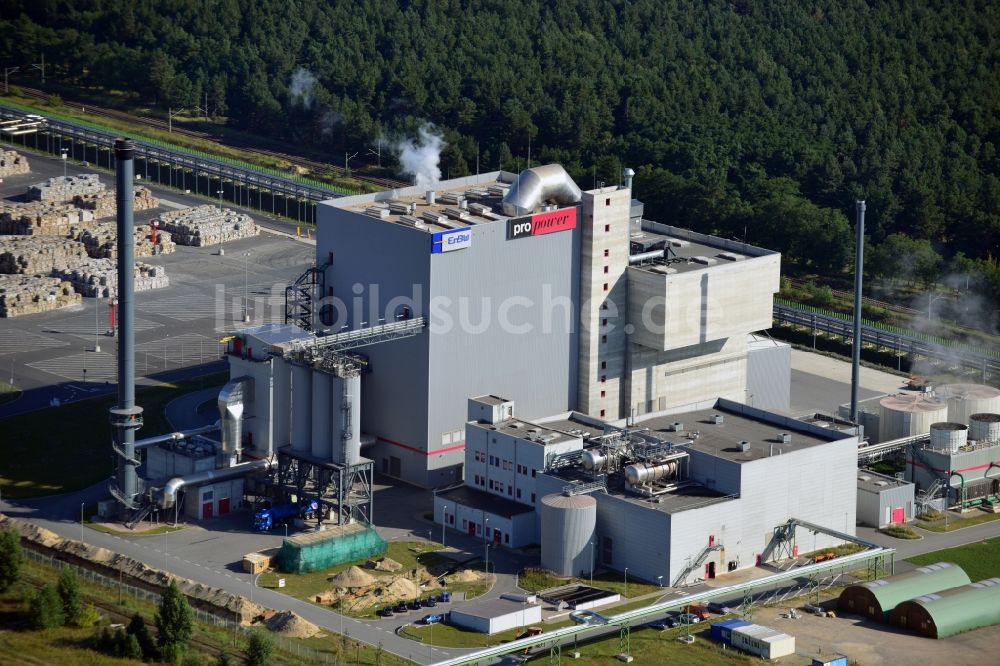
[629,249,666,264]
[160,458,273,509]
[501,164,582,216]
[219,377,251,463]
[134,421,220,450]
[622,167,635,191]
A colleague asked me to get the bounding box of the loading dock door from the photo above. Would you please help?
[201,502,213,520]
[891,507,905,524]
[218,497,230,516]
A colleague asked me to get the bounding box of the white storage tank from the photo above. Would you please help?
[290,363,312,452]
[878,394,948,443]
[540,493,596,577]
[271,357,292,450]
[311,369,333,459]
[929,422,968,453]
[331,373,362,465]
[970,413,1000,443]
[939,384,1000,426]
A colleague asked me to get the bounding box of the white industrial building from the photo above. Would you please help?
[448,598,542,634]
[731,623,796,660]
[856,471,915,528]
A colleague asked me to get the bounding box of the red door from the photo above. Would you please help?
[708,562,716,579]
[704,564,710,579]
[755,553,761,566]
[468,522,476,536]
[201,502,213,520]
[218,497,230,516]
[891,507,905,524]
[493,529,501,546]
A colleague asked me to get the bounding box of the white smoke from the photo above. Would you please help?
[397,125,445,189]
[289,68,318,109]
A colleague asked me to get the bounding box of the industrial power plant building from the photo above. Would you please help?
[434,395,859,586]
[307,165,779,487]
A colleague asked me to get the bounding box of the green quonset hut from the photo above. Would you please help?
[277,522,387,573]
[838,562,971,622]
[890,578,1000,638]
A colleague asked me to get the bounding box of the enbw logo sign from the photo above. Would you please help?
[431,227,472,253]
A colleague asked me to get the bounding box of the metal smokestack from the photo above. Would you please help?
[623,167,635,191]
[850,200,865,423]
[110,138,144,520]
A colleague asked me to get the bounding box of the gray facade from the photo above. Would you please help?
[317,190,580,487]
[905,440,1000,504]
[746,335,791,412]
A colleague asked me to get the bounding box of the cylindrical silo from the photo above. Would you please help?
[540,493,597,577]
[271,356,292,451]
[929,422,968,453]
[311,369,333,459]
[970,413,1000,443]
[290,363,312,452]
[331,373,362,465]
[878,394,949,442]
[939,384,1000,426]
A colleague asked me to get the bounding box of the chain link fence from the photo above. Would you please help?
[23,547,366,665]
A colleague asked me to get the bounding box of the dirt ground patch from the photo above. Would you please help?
[763,604,1000,663]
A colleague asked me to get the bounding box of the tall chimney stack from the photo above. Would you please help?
[850,200,865,423]
[110,138,144,520]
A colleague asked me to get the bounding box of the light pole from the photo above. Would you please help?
[590,539,594,585]
[441,504,447,547]
[927,291,948,320]
[2,66,18,95]
[93,297,101,352]
[250,571,263,603]
[242,251,251,322]
[484,516,490,574]
[657,575,663,588]
[60,147,68,178]
[80,502,85,541]
[216,189,224,256]
[624,567,628,598]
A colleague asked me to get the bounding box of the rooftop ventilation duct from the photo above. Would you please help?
[218,377,252,464]
[160,457,273,509]
[501,164,582,216]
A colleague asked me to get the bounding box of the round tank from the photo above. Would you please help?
[290,364,312,452]
[878,394,948,442]
[969,413,1000,443]
[624,461,678,485]
[332,373,362,465]
[929,422,968,453]
[311,370,333,459]
[938,384,1000,426]
[540,493,597,577]
[582,450,606,471]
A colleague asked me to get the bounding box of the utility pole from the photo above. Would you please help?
[345,151,358,174]
[3,66,18,95]
[168,107,186,133]
[367,141,381,168]
[216,189,224,256]
[243,251,251,322]
[31,54,44,85]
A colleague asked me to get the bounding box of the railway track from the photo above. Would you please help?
[18,86,408,191]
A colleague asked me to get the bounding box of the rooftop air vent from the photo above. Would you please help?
[671,422,684,432]
[859,475,871,481]
[711,414,724,425]
[437,192,464,205]
[691,256,717,265]
[365,206,389,219]
[425,190,436,205]
[739,440,751,452]
[779,433,791,444]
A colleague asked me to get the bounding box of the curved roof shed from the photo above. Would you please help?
[890,578,1000,638]
[838,562,971,622]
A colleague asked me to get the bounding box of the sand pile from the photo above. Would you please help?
[266,610,321,638]
[382,576,419,599]
[329,565,376,588]
[372,556,402,572]
[448,569,489,583]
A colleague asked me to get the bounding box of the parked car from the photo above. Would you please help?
[438,591,452,603]
[707,602,731,614]
[408,599,423,611]
[377,606,394,618]
[649,620,671,631]
[394,601,408,613]
[422,597,437,607]
[422,613,445,625]
[678,613,701,624]
[688,604,712,620]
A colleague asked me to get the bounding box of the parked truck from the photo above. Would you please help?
[252,500,319,531]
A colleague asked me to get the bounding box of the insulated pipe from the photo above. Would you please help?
[133,421,220,449]
[850,200,865,422]
[501,164,582,216]
[160,458,273,509]
[629,249,666,264]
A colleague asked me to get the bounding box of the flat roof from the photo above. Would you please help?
[857,470,912,492]
[535,416,605,440]
[450,597,541,619]
[472,394,508,406]
[333,175,512,233]
[469,415,581,447]
[440,485,535,519]
[636,407,837,463]
[628,220,775,276]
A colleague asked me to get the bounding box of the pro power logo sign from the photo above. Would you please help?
[431,227,472,253]
[506,208,578,240]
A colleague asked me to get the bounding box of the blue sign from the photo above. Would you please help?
[431,227,472,253]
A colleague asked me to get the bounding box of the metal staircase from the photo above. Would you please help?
[672,542,722,587]
[917,477,944,513]
[284,257,332,332]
